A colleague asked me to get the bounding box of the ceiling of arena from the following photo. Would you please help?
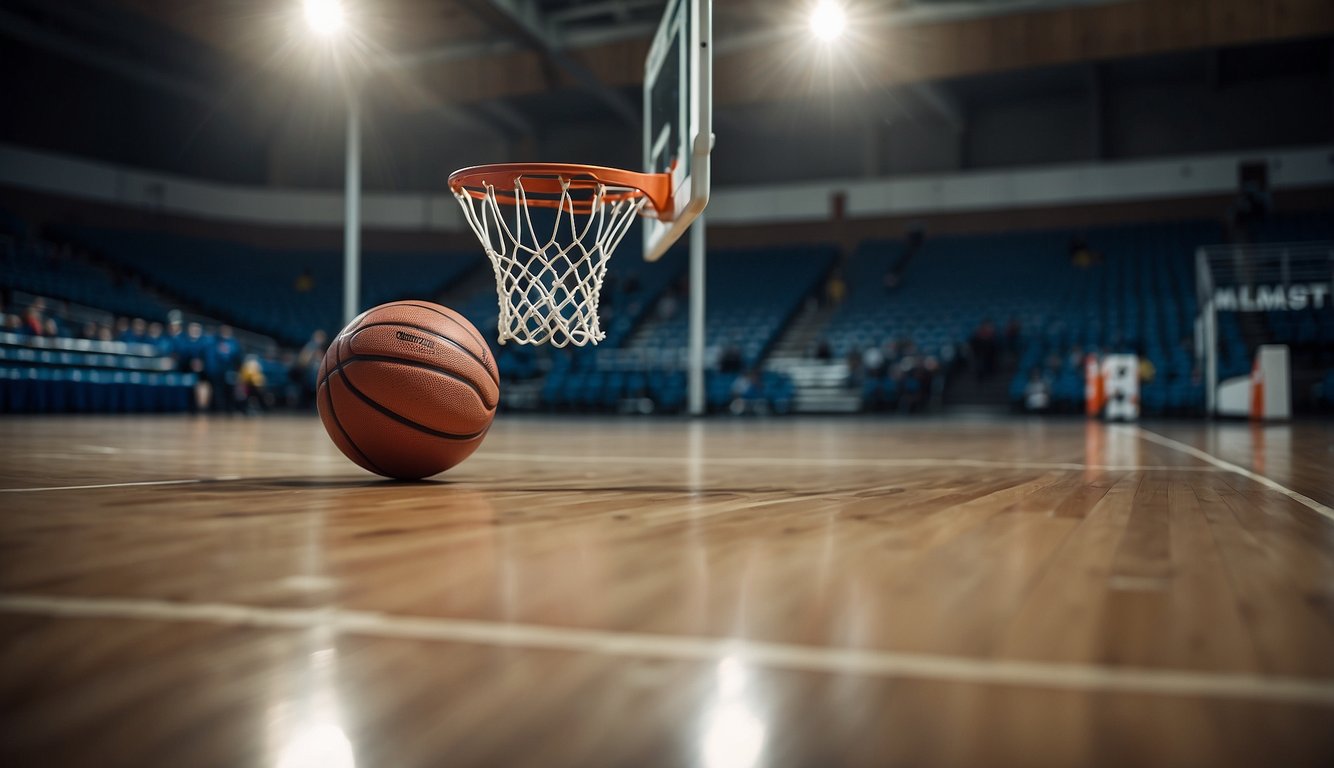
[10,0,1332,126]
[1,0,1330,189]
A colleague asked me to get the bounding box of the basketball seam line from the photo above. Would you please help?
[329,362,489,442]
[395,300,489,352]
[348,321,500,392]
[391,301,495,378]
[339,354,498,411]
[321,377,393,478]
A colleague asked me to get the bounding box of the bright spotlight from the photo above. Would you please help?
[304,0,345,38]
[809,1,847,43]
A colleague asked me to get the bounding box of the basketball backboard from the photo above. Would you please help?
[642,0,712,262]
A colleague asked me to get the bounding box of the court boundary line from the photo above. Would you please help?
[0,455,1221,494]
[0,478,239,494]
[0,593,1331,706]
[1132,426,1334,523]
[474,452,1222,473]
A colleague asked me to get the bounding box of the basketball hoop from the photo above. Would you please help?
[450,163,673,347]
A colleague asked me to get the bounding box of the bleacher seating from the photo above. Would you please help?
[631,244,835,368]
[62,227,477,345]
[0,332,195,413]
[5,204,1326,417]
[0,238,172,322]
[534,243,818,412]
[812,221,1221,414]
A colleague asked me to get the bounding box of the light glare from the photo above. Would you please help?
[304,0,345,38]
[810,1,847,42]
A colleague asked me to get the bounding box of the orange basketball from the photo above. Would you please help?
[317,301,499,479]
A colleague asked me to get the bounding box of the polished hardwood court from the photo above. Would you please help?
[0,415,1331,767]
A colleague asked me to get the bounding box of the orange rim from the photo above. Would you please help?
[449,163,673,219]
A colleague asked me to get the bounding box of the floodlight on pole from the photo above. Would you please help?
[809,1,847,42]
[304,0,345,38]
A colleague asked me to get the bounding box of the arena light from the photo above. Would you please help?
[809,1,847,42]
[303,0,345,38]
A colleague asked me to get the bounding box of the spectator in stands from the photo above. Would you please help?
[1024,368,1052,413]
[719,342,744,375]
[167,318,186,365]
[208,325,244,412]
[94,324,112,342]
[180,322,213,410]
[1139,356,1156,386]
[969,318,999,380]
[729,370,764,416]
[113,317,131,341]
[79,320,100,340]
[863,342,886,378]
[277,351,301,408]
[121,318,148,344]
[297,330,328,408]
[823,269,847,308]
[147,322,171,356]
[2,314,21,334]
[236,355,268,414]
[22,299,47,336]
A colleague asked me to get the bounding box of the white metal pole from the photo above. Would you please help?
[343,92,361,326]
[688,215,706,416]
[1196,248,1217,415]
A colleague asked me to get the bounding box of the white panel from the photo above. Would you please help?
[1258,345,1291,421]
[3,142,1331,230]
[1216,376,1251,417]
[0,143,459,232]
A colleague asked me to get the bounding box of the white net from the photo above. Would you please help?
[454,176,646,347]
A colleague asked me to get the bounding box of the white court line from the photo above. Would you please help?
[0,477,240,494]
[0,592,1330,705]
[2,449,1218,494]
[1133,426,1334,524]
[70,444,347,463]
[475,452,1220,473]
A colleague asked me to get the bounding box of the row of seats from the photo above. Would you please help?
[62,226,477,345]
[629,244,835,369]
[540,369,795,414]
[1,239,171,321]
[0,345,175,372]
[1,330,196,414]
[1,367,197,414]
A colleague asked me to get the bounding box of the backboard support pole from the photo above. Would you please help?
[688,215,706,416]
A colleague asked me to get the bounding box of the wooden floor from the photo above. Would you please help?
[0,414,1332,767]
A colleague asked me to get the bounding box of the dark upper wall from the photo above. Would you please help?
[702,38,1334,186]
[4,7,1331,193]
[0,37,269,184]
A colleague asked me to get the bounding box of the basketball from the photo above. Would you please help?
[316,301,499,480]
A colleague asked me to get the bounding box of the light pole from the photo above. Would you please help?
[301,0,360,326]
[343,90,360,326]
